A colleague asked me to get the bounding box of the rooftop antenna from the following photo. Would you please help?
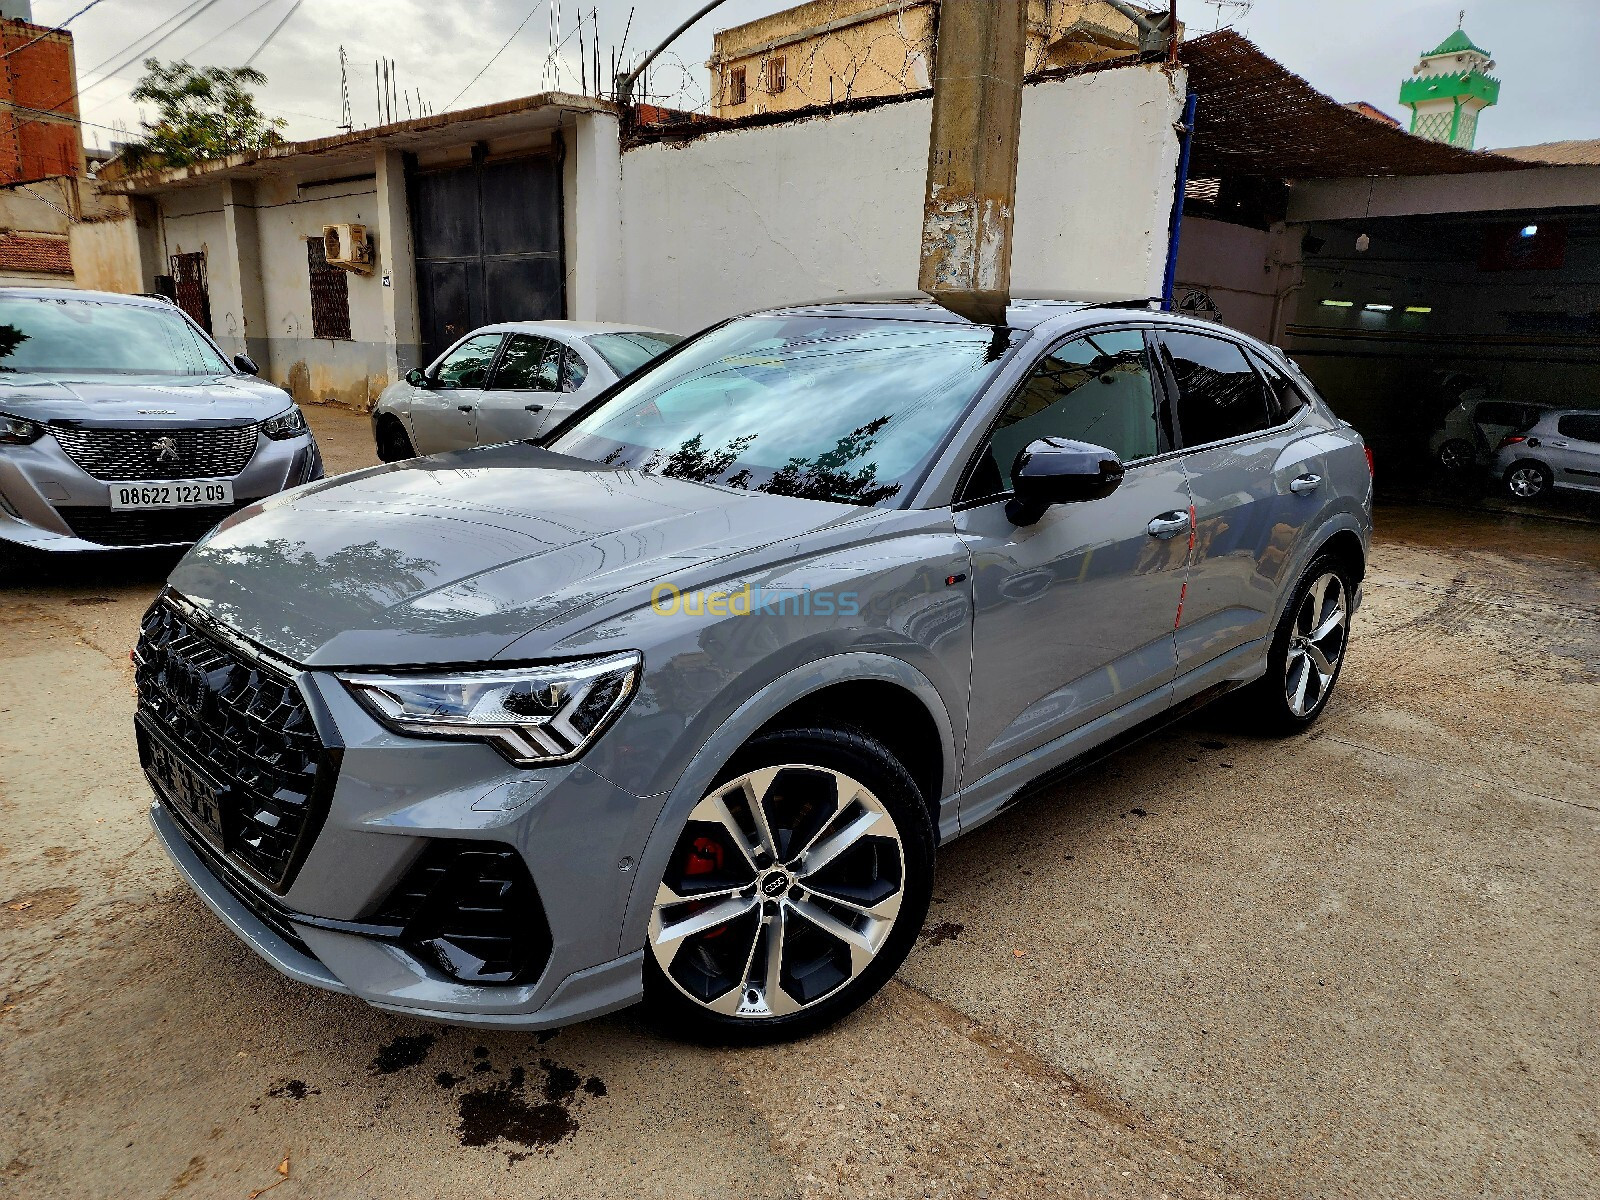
[1199,0,1252,31]
[338,45,352,132]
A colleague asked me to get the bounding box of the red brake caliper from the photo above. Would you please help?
[684,836,729,938]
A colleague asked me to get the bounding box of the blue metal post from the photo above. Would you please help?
[1161,92,1199,312]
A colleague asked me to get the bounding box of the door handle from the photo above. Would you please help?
[457,404,474,413]
[1147,512,1190,539]
[1290,473,1322,495]
[1550,441,1569,448]
[525,403,545,413]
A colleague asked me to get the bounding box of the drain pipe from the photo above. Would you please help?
[1161,92,1198,311]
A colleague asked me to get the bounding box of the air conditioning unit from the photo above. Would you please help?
[322,223,374,273]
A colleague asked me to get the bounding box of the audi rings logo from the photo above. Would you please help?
[150,435,182,465]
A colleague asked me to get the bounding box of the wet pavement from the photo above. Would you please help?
[2,406,1596,1198]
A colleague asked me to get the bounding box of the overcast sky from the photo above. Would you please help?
[39,0,1600,154]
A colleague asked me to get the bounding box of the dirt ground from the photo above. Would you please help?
[2,404,1597,1200]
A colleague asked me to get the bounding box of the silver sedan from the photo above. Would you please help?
[371,321,681,459]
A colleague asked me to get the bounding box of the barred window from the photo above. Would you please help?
[766,56,786,95]
[306,236,351,341]
[729,65,746,106]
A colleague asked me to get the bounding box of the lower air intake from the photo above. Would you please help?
[372,841,553,986]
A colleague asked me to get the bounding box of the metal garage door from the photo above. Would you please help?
[411,153,564,366]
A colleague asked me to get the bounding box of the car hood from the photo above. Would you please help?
[0,371,292,423]
[168,442,864,666]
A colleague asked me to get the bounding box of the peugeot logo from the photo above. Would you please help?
[151,435,182,465]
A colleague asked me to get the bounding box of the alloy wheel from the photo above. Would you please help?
[1285,572,1348,718]
[649,765,906,1020]
[1438,440,1474,473]
[1507,466,1546,499]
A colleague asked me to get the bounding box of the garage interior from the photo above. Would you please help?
[1175,32,1600,518]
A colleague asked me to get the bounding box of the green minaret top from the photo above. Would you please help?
[1424,28,1491,59]
[1399,14,1499,149]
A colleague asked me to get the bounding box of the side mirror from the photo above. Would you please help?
[1006,437,1125,526]
[232,353,258,375]
[405,367,429,388]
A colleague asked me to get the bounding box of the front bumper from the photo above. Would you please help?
[144,640,664,1030]
[0,430,322,551]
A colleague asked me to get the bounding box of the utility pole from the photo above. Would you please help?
[917,0,1029,325]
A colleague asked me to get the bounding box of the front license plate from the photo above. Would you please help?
[139,720,230,848]
[110,480,234,510]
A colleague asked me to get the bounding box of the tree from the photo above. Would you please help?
[121,59,286,170]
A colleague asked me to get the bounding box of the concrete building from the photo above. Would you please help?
[706,0,1171,118]
[98,94,623,409]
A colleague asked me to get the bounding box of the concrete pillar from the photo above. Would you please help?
[374,148,421,379]
[917,0,1029,325]
[563,110,624,322]
[216,180,267,364]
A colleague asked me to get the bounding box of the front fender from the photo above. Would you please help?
[614,650,956,958]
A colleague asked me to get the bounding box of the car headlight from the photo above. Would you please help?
[262,405,308,440]
[340,652,642,765]
[0,412,44,445]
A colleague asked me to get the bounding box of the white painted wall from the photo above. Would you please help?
[617,64,1185,334]
[1172,217,1286,342]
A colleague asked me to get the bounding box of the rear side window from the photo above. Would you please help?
[1476,401,1538,430]
[1161,331,1274,448]
[1557,413,1600,442]
[1251,353,1308,422]
[491,334,561,391]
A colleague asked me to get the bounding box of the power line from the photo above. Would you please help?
[0,0,107,60]
[446,1,545,111]
[243,0,304,68]
[178,0,280,62]
[78,0,211,79]
[83,0,229,96]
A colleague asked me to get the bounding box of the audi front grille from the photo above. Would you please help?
[134,599,338,893]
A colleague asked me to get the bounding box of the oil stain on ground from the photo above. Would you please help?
[368,1032,436,1075]
[455,1055,608,1159]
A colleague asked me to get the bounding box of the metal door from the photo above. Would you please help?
[411,154,564,366]
[169,252,212,334]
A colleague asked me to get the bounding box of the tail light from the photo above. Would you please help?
[1364,446,1375,477]
[1498,435,1527,451]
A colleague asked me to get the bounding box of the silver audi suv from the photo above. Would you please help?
[0,288,321,563]
[138,298,1372,1043]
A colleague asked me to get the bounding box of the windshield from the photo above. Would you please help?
[0,296,231,375]
[585,331,683,377]
[551,316,1016,508]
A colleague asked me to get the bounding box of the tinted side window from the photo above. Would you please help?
[970,329,1161,498]
[434,333,503,390]
[561,347,589,391]
[1558,414,1600,442]
[1251,353,1307,422]
[1162,331,1273,447]
[491,334,561,390]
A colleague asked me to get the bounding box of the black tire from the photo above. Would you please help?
[1241,553,1355,736]
[1436,438,1476,474]
[642,726,935,1045]
[375,415,416,463]
[1503,459,1552,502]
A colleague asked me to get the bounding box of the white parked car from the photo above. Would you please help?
[1427,397,1551,474]
[372,321,682,460]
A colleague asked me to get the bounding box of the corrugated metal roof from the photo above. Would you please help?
[1494,140,1600,167]
[0,234,71,275]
